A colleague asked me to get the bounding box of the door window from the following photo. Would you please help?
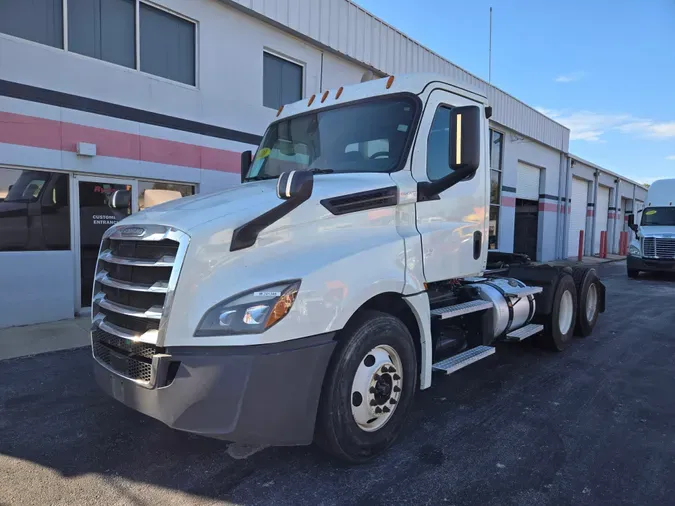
[426,106,453,181]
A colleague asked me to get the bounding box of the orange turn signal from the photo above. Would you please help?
[276,105,284,117]
[308,94,316,106]
[386,75,395,89]
[335,86,344,99]
[321,90,330,103]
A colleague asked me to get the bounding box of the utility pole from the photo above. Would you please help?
[489,7,493,84]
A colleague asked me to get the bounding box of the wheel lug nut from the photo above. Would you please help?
[375,407,382,414]
[383,406,390,413]
[370,399,377,406]
[373,374,380,381]
[369,387,376,394]
[390,398,397,405]
[393,386,401,393]
[393,374,401,381]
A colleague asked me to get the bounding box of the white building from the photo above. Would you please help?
[0,0,646,328]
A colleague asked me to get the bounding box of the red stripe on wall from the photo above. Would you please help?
[501,196,516,207]
[538,202,558,212]
[587,209,594,217]
[608,212,616,219]
[0,111,240,173]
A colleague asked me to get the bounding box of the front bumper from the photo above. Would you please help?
[93,333,336,446]
[627,255,675,272]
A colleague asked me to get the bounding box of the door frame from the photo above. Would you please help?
[71,174,139,314]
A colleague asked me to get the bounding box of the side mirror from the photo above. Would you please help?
[241,150,252,183]
[449,105,481,173]
[418,105,482,200]
[111,190,131,209]
[627,213,639,233]
[276,170,314,201]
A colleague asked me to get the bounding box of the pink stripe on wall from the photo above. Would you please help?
[501,196,516,207]
[0,111,62,151]
[0,111,240,174]
[538,202,558,212]
[587,209,594,217]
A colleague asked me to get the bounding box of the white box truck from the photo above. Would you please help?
[627,178,675,277]
[90,74,605,463]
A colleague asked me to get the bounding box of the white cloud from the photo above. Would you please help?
[666,155,675,161]
[535,107,675,142]
[554,71,586,83]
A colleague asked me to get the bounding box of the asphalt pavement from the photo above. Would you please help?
[2,262,675,506]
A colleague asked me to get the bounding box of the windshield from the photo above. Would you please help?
[246,96,418,180]
[641,207,675,226]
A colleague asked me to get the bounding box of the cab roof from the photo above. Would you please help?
[276,73,487,120]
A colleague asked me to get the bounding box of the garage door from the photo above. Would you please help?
[594,185,610,254]
[567,177,589,256]
[516,162,541,200]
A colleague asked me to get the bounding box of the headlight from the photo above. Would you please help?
[195,281,300,336]
[629,244,640,256]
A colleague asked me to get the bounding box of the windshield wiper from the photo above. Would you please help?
[244,175,278,182]
[308,168,334,174]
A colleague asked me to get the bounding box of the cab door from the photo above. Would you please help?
[412,89,488,282]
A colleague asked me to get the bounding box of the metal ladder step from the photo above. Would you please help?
[503,285,543,298]
[430,300,493,320]
[505,323,544,341]
[432,346,495,374]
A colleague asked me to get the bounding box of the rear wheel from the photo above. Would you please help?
[572,267,601,337]
[627,269,640,279]
[539,274,577,351]
[315,310,417,464]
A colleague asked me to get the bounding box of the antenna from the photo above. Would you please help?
[489,7,493,84]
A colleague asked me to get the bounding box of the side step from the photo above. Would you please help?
[503,285,543,298]
[432,345,495,374]
[430,300,493,320]
[505,323,544,341]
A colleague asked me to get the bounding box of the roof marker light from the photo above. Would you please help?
[276,105,284,117]
[386,75,395,89]
[308,94,316,106]
[335,87,344,99]
[321,90,330,103]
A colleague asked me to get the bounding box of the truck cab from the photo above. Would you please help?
[90,74,605,463]
[627,178,675,278]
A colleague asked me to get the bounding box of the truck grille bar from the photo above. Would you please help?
[643,237,675,259]
[91,225,189,385]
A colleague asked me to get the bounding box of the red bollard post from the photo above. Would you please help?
[578,230,584,261]
[600,231,607,258]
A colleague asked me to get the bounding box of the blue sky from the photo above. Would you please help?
[354,0,675,185]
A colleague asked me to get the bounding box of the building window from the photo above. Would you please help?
[0,168,70,251]
[140,3,196,85]
[489,129,504,249]
[138,180,195,210]
[0,0,63,48]
[1,1,196,86]
[68,0,136,69]
[263,52,303,109]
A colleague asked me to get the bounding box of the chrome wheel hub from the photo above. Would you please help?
[350,345,403,432]
[586,283,598,322]
[559,290,574,335]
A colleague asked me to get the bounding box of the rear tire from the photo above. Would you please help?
[572,267,600,337]
[627,269,640,279]
[315,310,417,464]
[540,274,577,351]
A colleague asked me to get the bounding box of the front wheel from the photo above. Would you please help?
[315,310,417,464]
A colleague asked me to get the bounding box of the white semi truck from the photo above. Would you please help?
[91,73,605,463]
[627,178,675,278]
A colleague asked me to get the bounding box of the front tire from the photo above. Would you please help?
[315,310,417,464]
[627,269,640,279]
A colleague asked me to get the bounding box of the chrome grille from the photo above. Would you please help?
[91,225,188,385]
[643,237,675,259]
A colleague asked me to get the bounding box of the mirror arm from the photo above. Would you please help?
[417,165,476,201]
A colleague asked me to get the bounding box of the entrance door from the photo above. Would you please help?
[74,176,138,308]
[514,199,539,260]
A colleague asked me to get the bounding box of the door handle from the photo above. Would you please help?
[473,231,482,259]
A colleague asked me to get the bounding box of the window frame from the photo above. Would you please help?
[0,0,198,88]
[488,127,505,250]
[262,49,306,110]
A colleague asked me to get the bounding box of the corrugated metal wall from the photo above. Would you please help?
[223,0,570,152]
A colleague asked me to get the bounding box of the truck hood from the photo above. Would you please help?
[638,226,675,237]
[117,172,397,233]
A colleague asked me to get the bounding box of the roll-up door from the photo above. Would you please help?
[567,177,589,256]
[516,162,541,200]
[594,185,610,254]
